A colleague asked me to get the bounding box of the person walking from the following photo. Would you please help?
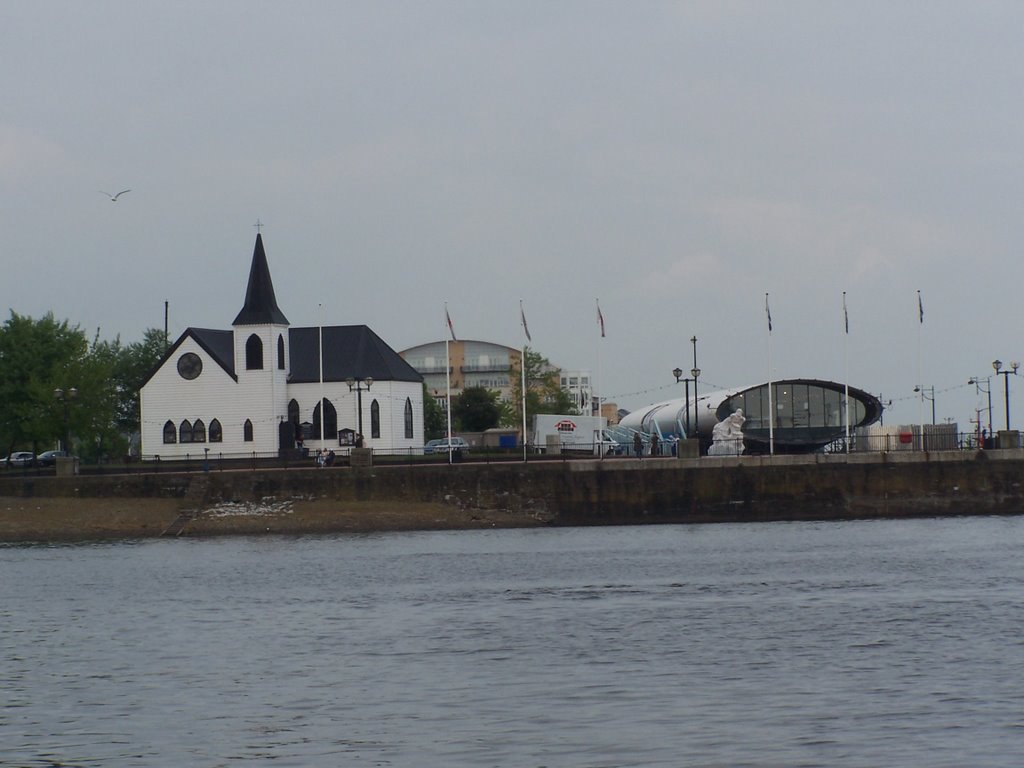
[650,432,660,457]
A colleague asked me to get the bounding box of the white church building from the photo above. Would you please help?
[139,234,424,459]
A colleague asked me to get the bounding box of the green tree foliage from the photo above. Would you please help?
[0,313,166,462]
[453,386,501,432]
[422,384,446,440]
[0,312,91,457]
[111,328,169,434]
[505,347,578,427]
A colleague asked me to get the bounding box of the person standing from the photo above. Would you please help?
[633,431,643,459]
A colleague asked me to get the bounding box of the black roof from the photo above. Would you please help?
[139,328,237,389]
[232,233,289,326]
[289,325,423,384]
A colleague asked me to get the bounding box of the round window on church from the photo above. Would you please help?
[177,352,203,380]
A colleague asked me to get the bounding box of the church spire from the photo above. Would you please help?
[232,233,289,325]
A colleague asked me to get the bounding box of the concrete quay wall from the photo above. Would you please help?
[2,450,1023,537]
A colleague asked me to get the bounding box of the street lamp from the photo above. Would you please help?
[993,359,1019,431]
[53,387,78,452]
[345,376,373,437]
[672,367,691,435]
[877,394,893,426]
[968,376,993,438]
[691,336,700,441]
[913,385,936,425]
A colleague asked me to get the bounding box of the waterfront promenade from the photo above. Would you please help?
[2,448,1023,541]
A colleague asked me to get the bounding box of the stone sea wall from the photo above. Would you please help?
[2,449,1023,540]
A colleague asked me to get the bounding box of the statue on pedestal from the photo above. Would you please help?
[708,409,745,456]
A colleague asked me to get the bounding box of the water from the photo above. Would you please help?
[3,517,1024,767]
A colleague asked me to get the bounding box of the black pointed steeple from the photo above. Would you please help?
[232,233,289,325]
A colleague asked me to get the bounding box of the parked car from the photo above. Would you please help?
[1,451,36,467]
[36,450,72,467]
[423,437,471,454]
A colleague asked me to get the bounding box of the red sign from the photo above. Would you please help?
[555,419,577,433]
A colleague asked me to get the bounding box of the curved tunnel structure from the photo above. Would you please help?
[620,378,884,454]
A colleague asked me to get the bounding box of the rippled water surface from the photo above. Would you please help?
[3,516,1024,767]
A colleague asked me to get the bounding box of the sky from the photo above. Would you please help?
[3,1,1023,430]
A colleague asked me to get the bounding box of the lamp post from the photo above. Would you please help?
[345,376,373,437]
[672,367,691,435]
[877,394,893,426]
[968,376,993,438]
[53,387,78,452]
[913,385,936,425]
[993,359,1018,432]
[691,336,700,442]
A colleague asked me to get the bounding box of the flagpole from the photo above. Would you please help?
[766,293,774,456]
[844,292,850,454]
[596,299,604,458]
[917,289,924,451]
[318,303,325,451]
[445,302,453,465]
[520,300,530,462]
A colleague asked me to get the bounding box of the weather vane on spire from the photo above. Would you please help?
[254,218,264,234]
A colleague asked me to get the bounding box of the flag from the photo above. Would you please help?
[765,293,772,333]
[843,292,849,334]
[520,300,532,342]
[597,299,605,338]
[445,304,456,341]
[917,290,924,324]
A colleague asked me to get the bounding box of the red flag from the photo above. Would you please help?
[445,305,456,341]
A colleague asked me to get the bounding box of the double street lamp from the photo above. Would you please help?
[53,387,78,452]
[345,376,373,437]
[672,336,701,438]
[992,359,1019,431]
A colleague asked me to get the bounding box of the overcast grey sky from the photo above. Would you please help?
[3,1,1023,427]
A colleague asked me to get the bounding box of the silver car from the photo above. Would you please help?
[2,451,36,467]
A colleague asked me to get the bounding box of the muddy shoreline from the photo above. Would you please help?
[0,495,542,542]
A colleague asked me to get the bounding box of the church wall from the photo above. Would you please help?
[285,380,423,453]
[141,335,288,458]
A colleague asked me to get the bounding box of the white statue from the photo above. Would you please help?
[708,409,745,456]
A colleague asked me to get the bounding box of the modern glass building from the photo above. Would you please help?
[621,378,884,454]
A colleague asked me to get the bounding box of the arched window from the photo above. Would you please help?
[404,397,414,439]
[193,419,207,443]
[209,419,223,443]
[179,419,194,443]
[371,399,381,439]
[245,334,263,370]
[277,334,286,370]
[288,399,300,426]
[243,419,254,442]
[312,399,337,440]
[163,420,176,444]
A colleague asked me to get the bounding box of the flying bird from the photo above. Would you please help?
[99,189,131,201]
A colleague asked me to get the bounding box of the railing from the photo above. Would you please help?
[2,432,1014,478]
[460,363,511,373]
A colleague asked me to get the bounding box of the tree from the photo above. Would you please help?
[110,328,169,435]
[0,312,91,458]
[0,313,166,463]
[505,347,578,429]
[453,386,501,432]
[423,384,446,440]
